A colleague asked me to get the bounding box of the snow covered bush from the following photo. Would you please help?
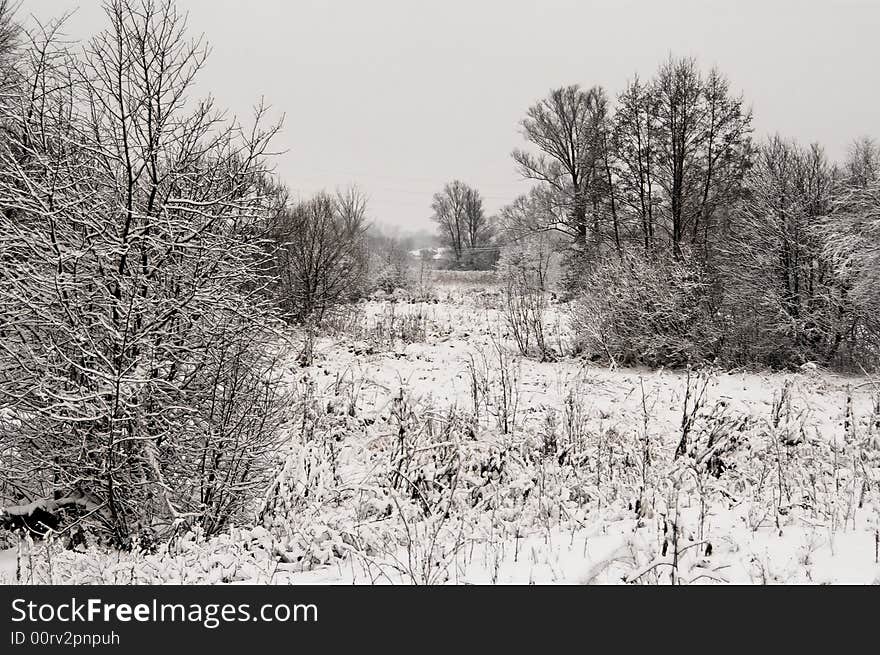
[0,1,289,544]
[368,233,415,296]
[497,237,558,360]
[569,252,722,368]
[717,137,866,369]
[363,233,436,303]
[819,178,880,368]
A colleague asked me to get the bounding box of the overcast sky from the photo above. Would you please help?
[25,0,880,233]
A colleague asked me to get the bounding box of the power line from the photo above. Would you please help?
[286,172,532,203]
[289,182,524,204]
[285,164,531,190]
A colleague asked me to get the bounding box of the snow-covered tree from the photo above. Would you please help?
[0,0,288,543]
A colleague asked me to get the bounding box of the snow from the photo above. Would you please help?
[4,277,880,585]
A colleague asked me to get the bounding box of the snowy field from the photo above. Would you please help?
[3,273,880,585]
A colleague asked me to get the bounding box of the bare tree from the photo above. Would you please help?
[430,180,493,267]
[0,0,18,62]
[0,0,18,74]
[650,57,753,260]
[462,185,489,250]
[273,191,366,324]
[611,59,752,261]
[613,75,660,253]
[431,180,467,261]
[693,66,753,256]
[593,87,622,253]
[335,184,371,239]
[820,140,880,363]
[334,184,371,295]
[512,85,606,247]
[653,56,706,259]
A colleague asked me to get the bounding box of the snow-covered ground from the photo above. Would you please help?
[4,276,880,585]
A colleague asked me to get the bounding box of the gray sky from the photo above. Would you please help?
[26,0,880,233]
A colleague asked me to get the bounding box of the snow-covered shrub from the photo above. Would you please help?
[817,180,880,368]
[370,249,412,296]
[497,238,558,360]
[0,2,289,544]
[365,233,437,301]
[569,252,722,368]
[718,137,875,370]
[253,374,377,569]
[5,529,283,585]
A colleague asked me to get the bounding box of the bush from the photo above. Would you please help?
[569,252,722,367]
[495,236,561,360]
[0,1,289,543]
